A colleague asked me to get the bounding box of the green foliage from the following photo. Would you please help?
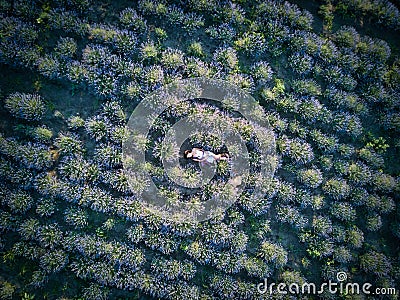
[234,32,265,54]
[39,249,68,273]
[360,251,392,277]
[54,37,77,59]
[297,168,323,188]
[280,270,306,286]
[243,257,270,278]
[312,215,332,237]
[330,202,356,222]
[347,162,371,185]
[119,7,147,31]
[151,257,196,280]
[0,281,15,300]
[6,190,34,214]
[334,0,400,30]
[126,224,145,244]
[333,26,359,48]
[18,218,40,241]
[37,55,60,79]
[358,147,384,168]
[37,223,63,249]
[5,92,46,121]
[377,196,395,214]
[21,292,35,300]
[272,78,285,95]
[67,115,85,129]
[29,270,48,288]
[65,207,88,228]
[85,117,109,141]
[36,198,56,217]
[251,61,273,84]
[292,79,321,96]
[161,48,184,70]
[277,204,308,229]
[333,245,353,263]
[365,136,389,153]
[322,178,350,200]
[55,132,84,155]
[345,226,364,248]
[140,40,158,62]
[143,65,164,87]
[187,41,205,58]
[81,283,110,300]
[214,47,239,71]
[384,60,400,89]
[318,2,335,32]
[365,213,382,231]
[258,241,288,267]
[373,173,397,193]
[28,126,53,143]
[154,27,167,41]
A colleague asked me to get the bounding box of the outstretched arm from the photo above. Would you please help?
[192,157,206,162]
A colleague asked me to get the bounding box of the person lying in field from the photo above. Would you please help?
[184,148,229,165]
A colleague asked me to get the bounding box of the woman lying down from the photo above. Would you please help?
[184,148,229,165]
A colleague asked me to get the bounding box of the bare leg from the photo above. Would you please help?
[215,153,229,161]
[219,153,229,160]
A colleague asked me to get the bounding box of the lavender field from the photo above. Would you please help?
[0,0,399,299]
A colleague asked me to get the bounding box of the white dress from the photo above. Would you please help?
[193,149,205,159]
[193,149,215,163]
[204,151,215,163]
